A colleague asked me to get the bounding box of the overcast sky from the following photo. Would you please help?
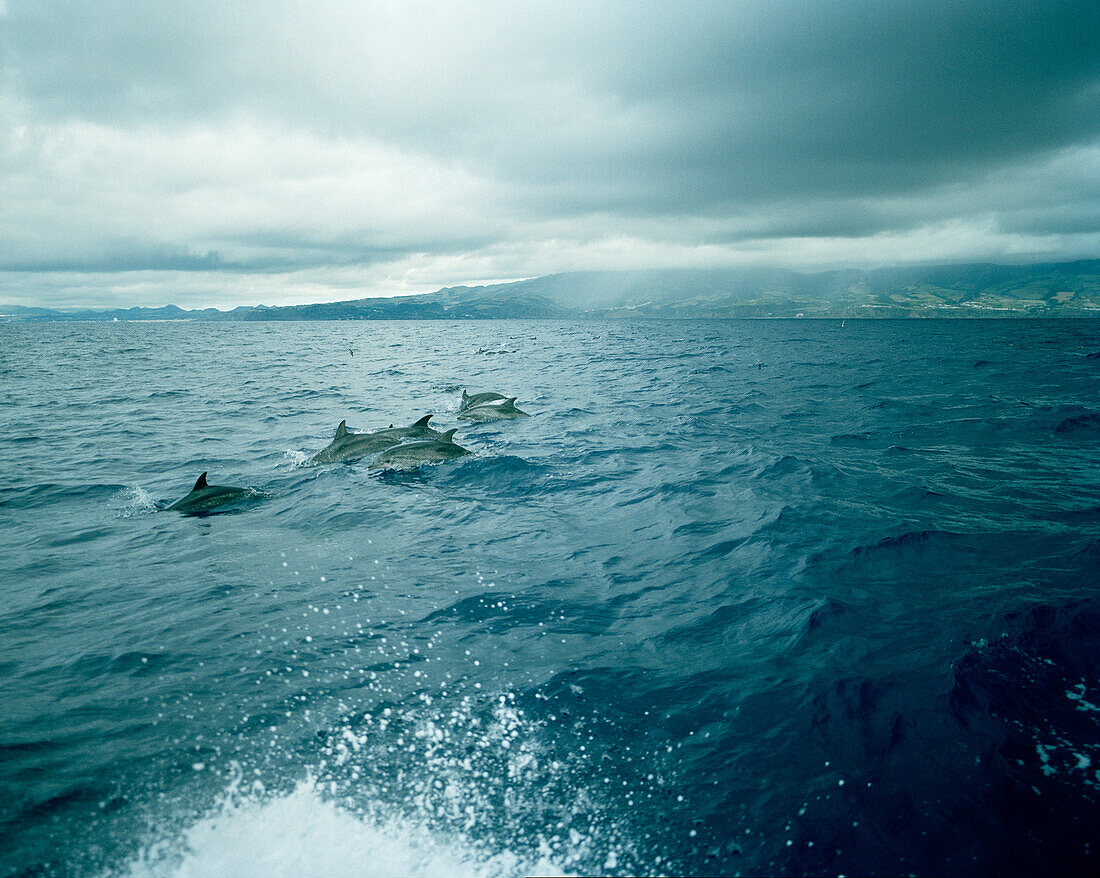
[2,0,1098,308]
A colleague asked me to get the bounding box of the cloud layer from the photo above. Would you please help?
[2,0,1099,307]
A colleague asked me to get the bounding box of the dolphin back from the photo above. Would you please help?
[457,397,528,420]
[168,472,255,513]
[459,390,506,411]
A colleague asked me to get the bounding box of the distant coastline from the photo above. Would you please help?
[5,260,1100,321]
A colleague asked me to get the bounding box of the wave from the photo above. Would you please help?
[66,649,171,679]
[796,596,850,644]
[890,484,950,502]
[661,594,816,648]
[436,455,552,494]
[947,600,1100,875]
[689,364,733,375]
[750,453,844,489]
[112,777,569,878]
[752,454,812,480]
[110,485,161,517]
[282,449,312,468]
[849,528,959,556]
[829,432,873,444]
[143,389,190,400]
[107,681,654,878]
[1054,411,1100,434]
[422,591,611,637]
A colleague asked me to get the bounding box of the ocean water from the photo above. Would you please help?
[1,318,1098,877]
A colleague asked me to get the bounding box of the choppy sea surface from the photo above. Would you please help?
[1,318,1099,877]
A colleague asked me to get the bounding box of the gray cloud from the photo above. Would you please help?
[1,0,1098,306]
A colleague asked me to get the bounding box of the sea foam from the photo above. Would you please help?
[116,777,568,878]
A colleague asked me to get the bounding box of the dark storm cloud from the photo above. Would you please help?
[7,2,1098,201]
[493,1,1100,213]
[0,247,230,273]
[1,1,1098,305]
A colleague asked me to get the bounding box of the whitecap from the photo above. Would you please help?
[110,485,160,517]
[283,449,312,468]
[113,776,569,878]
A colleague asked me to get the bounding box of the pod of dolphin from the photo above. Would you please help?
[165,389,530,514]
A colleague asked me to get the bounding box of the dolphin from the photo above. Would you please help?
[167,472,256,514]
[370,429,470,469]
[370,414,441,440]
[456,397,529,422]
[309,420,402,465]
[460,390,506,412]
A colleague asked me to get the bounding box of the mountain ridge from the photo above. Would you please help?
[5,260,1100,320]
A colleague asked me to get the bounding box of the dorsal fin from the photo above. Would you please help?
[440,428,458,443]
[335,420,348,439]
[462,390,469,402]
[502,397,517,410]
[192,472,209,491]
[413,414,433,427]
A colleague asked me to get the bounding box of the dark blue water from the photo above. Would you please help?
[1,319,1098,877]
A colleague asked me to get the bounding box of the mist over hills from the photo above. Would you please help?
[5,261,1100,321]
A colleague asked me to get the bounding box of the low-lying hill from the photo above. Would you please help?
[5,261,1099,320]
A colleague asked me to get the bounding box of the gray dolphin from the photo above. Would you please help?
[457,397,529,422]
[309,420,402,465]
[167,472,256,514]
[460,390,506,411]
[370,428,470,469]
[371,414,441,440]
